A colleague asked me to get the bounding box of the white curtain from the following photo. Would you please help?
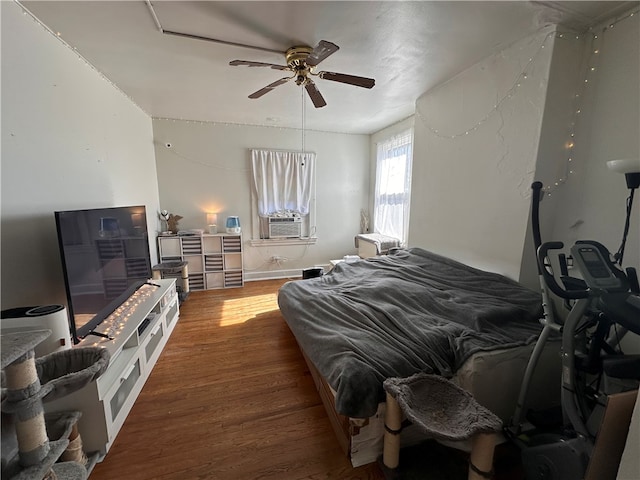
[374,129,413,244]
[251,149,315,217]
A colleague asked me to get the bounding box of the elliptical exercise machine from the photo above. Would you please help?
[506,181,640,480]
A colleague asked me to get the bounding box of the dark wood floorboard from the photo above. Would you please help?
[89,279,385,480]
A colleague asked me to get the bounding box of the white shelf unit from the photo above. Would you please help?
[45,279,180,459]
[158,234,243,290]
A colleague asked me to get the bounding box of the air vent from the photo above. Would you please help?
[268,217,302,238]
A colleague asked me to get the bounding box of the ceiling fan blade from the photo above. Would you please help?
[248,77,292,99]
[230,60,290,71]
[304,80,327,108]
[306,40,339,67]
[318,71,375,89]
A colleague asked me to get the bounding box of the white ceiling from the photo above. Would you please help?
[19,1,636,134]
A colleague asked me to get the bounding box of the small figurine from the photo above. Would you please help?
[167,214,183,234]
[159,210,182,234]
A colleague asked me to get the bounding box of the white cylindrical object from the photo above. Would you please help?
[225,216,241,234]
[1,306,71,355]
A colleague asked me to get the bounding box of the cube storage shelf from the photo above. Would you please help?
[158,234,244,291]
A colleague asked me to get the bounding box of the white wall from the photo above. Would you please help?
[408,15,639,287]
[519,29,588,289]
[152,119,370,279]
[551,13,640,362]
[406,16,640,471]
[550,13,639,276]
[1,2,161,308]
[409,26,557,280]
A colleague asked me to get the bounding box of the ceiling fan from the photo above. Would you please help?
[229,40,375,108]
[143,3,374,107]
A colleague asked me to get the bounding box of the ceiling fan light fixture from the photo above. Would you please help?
[286,46,314,67]
[229,40,375,108]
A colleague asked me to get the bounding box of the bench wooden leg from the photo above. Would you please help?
[468,433,497,480]
[383,392,402,469]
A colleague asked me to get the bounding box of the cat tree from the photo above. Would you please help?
[1,329,110,480]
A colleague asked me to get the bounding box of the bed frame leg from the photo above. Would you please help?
[383,392,402,469]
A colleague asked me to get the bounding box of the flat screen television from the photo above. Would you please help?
[54,205,152,343]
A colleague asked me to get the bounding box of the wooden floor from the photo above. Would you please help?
[89,279,385,480]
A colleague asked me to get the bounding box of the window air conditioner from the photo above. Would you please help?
[268,216,302,238]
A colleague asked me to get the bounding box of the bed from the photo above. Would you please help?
[278,247,560,466]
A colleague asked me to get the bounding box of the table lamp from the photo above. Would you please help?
[207,213,218,234]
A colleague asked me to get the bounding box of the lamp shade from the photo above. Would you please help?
[607,159,640,189]
[606,159,640,174]
[206,213,217,234]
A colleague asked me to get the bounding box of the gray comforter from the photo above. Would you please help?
[277,248,543,418]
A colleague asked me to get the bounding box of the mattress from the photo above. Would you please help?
[307,341,561,467]
[279,247,555,466]
[278,247,545,419]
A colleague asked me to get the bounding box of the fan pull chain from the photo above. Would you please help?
[301,87,306,153]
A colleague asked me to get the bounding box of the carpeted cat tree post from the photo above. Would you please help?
[1,329,110,480]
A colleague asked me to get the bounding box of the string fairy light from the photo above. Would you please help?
[88,284,156,346]
[16,0,149,116]
[543,6,638,197]
[414,5,638,198]
[153,116,341,134]
[16,0,639,194]
[540,31,598,197]
[160,140,251,173]
[416,27,557,140]
[16,0,350,137]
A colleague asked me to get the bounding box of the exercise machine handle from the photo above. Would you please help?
[537,242,590,299]
[626,267,639,294]
[530,182,544,271]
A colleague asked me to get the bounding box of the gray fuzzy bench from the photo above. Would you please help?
[382,373,502,479]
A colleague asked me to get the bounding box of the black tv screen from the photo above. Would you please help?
[55,205,152,343]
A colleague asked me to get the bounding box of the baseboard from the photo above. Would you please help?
[244,264,332,282]
[244,269,303,282]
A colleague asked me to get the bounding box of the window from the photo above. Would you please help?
[250,149,316,241]
[374,129,413,245]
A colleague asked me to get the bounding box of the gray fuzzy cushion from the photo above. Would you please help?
[383,373,502,441]
[35,347,110,402]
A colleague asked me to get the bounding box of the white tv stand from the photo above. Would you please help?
[46,279,179,460]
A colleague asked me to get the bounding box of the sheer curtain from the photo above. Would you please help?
[251,149,316,216]
[373,129,413,245]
